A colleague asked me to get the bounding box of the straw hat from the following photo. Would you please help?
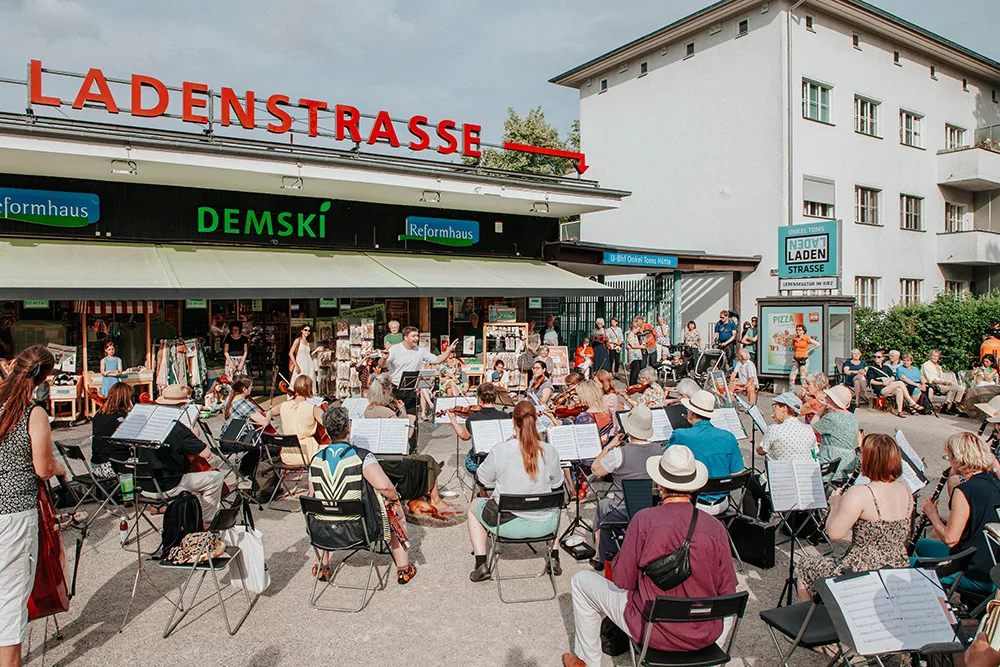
[824,385,853,410]
[156,384,193,405]
[681,390,716,419]
[620,404,654,441]
[646,445,708,493]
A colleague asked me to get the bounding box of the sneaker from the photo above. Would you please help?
[589,558,604,571]
[545,555,562,576]
[940,405,955,416]
[469,563,492,582]
[562,654,586,667]
[396,563,417,585]
[955,409,969,418]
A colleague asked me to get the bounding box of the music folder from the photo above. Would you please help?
[710,407,747,440]
[349,418,410,455]
[615,407,672,442]
[816,568,957,656]
[766,459,827,512]
[111,404,185,445]
[470,419,515,455]
[855,441,927,494]
[546,423,602,461]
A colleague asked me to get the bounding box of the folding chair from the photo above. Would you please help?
[759,597,842,667]
[603,479,657,552]
[486,491,564,604]
[912,546,976,601]
[261,433,310,512]
[698,470,753,571]
[300,496,385,613]
[630,592,749,667]
[198,421,237,480]
[110,457,170,551]
[159,505,258,637]
[54,440,124,525]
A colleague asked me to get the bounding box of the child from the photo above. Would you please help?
[100,341,124,398]
[788,324,819,388]
[574,337,594,379]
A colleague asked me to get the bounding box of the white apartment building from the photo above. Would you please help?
[551,0,1000,320]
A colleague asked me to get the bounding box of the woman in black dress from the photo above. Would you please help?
[591,318,610,373]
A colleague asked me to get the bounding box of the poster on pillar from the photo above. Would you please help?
[759,307,823,375]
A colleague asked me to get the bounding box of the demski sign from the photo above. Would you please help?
[26,59,589,173]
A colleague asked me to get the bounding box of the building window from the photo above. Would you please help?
[893,50,901,66]
[685,42,695,58]
[639,61,648,76]
[963,78,969,92]
[737,18,749,36]
[930,65,937,80]
[802,79,832,124]
[852,33,860,49]
[899,109,923,148]
[855,186,880,225]
[945,281,969,296]
[900,279,922,305]
[600,78,608,92]
[945,203,968,233]
[805,15,814,31]
[560,220,581,241]
[854,96,880,137]
[854,276,880,310]
[945,124,967,150]
[900,195,924,231]
[803,201,835,218]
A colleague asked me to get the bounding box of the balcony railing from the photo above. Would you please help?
[975,124,1000,154]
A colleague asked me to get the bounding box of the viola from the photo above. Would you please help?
[553,404,589,419]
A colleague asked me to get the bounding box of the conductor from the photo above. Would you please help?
[380,326,454,417]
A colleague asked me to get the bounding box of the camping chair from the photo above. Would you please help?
[300,496,386,613]
[54,440,125,525]
[486,491,564,604]
[759,597,842,667]
[261,432,310,512]
[690,349,725,388]
[109,457,170,552]
[159,505,258,637]
[698,470,753,571]
[630,592,749,667]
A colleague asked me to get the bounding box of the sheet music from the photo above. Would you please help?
[748,405,768,434]
[112,404,184,443]
[470,420,516,455]
[547,423,602,461]
[767,460,828,511]
[342,397,370,420]
[349,418,410,455]
[616,408,672,442]
[710,407,747,440]
[895,430,924,472]
[434,396,475,424]
[734,394,751,411]
[824,569,955,655]
[856,451,927,494]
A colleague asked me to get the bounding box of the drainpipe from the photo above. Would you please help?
[787,0,807,234]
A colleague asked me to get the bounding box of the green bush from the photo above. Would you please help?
[855,292,1000,371]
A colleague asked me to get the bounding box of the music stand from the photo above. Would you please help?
[494,389,515,408]
[767,459,828,607]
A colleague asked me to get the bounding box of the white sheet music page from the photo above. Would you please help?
[573,423,603,459]
[765,461,801,512]
[113,404,182,443]
[349,418,383,452]
[825,573,905,655]
[547,425,582,461]
[879,569,956,648]
[710,407,747,440]
[895,430,925,473]
[897,458,927,494]
[649,408,673,442]
[371,419,410,455]
[470,420,515,455]
[794,460,828,509]
[748,405,769,434]
[342,397,370,421]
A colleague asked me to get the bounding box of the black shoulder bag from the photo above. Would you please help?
[641,504,698,591]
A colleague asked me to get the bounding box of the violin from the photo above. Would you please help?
[552,404,589,419]
[625,382,650,395]
[550,385,579,408]
[435,405,482,418]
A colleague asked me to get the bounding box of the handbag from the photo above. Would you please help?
[27,482,70,620]
[641,505,698,591]
[224,500,270,595]
[729,514,777,569]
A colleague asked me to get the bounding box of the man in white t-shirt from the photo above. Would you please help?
[381,326,454,415]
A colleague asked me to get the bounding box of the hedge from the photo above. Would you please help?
[855,292,1000,371]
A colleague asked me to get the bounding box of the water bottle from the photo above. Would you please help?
[119,519,129,546]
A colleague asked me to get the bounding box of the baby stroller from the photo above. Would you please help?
[688,348,725,389]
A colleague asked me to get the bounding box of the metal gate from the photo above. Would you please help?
[561,275,673,350]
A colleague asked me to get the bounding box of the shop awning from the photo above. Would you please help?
[0,239,614,299]
[73,301,159,315]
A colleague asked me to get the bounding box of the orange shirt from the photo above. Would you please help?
[639,324,656,350]
[792,335,815,357]
[575,345,594,366]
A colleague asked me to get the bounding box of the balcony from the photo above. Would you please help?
[937,230,1000,265]
[937,145,1000,191]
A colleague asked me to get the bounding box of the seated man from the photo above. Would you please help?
[922,349,968,416]
[729,348,758,405]
[746,392,816,519]
[309,406,416,585]
[145,384,225,524]
[446,381,510,488]
[563,446,737,667]
[667,390,744,515]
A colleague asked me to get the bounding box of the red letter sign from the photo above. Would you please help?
[436,119,458,155]
[367,110,400,147]
[29,59,61,107]
[221,88,255,129]
[298,98,328,138]
[336,104,362,143]
[72,67,119,113]
[131,74,169,117]
[408,115,430,151]
[462,123,482,158]
[266,94,292,134]
[182,81,210,124]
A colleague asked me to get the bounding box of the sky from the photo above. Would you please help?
[1,0,996,147]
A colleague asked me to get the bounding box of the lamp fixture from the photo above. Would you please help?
[530,202,549,214]
[420,190,441,203]
[110,159,137,176]
[281,176,304,190]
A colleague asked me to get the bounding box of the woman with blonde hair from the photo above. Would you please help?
[467,401,563,582]
[915,431,1000,593]
[595,370,621,435]
[253,375,325,463]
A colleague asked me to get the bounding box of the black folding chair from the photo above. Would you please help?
[159,504,258,637]
[110,457,170,551]
[54,440,124,525]
[630,592,749,667]
[486,491,564,604]
[262,433,310,512]
[604,479,657,551]
[300,496,386,613]
[697,470,754,571]
[759,597,842,667]
[913,546,977,600]
[198,421,237,480]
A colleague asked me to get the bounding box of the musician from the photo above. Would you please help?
[380,326,453,416]
[0,347,65,666]
[252,376,325,463]
[528,360,554,406]
[813,386,860,481]
[147,384,225,522]
[221,376,256,433]
[588,404,659,570]
[563,446,735,667]
[91,382,139,480]
[796,433,912,601]
[728,348,758,405]
[468,401,563,582]
[915,431,1000,593]
[594,371,621,435]
[309,407,416,585]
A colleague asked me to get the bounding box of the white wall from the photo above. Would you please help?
[680,271,732,339]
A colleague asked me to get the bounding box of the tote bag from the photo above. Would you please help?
[224,501,270,595]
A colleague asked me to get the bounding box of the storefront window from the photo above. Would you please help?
[827,306,853,374]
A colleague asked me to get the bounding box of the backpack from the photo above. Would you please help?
[251,464,280,504]
[159,492,202,559]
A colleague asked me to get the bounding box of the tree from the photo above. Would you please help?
[465,107,578,176]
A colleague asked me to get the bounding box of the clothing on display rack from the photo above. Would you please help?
[154,338,208,400]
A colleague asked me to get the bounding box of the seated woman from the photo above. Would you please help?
[798,371,829,424]
[729,348,758,405]
[467,401,563,582]
[221,376,257,433]
[797,433,912,600]
[634,366,666,408]
[527,360,554,407]
[438,349,465,397]
[488,359,510,389]
[895,353,928,409]
[365,376,454,514]
[252,375,325,464]
[867,350,923,418]
[812,385,859,481]
[914,432,1000,594]
[976,354,999,386]
[559,379,613,436]
[595,370,621,436]
[91,382,137,479]
[308,406,416,584]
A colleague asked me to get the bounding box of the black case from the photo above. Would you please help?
[728,515,777,569]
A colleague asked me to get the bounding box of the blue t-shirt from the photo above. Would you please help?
[895,365,923,395]
[842,359,867,384]
[667,419,744,501]
[714,320,737,344]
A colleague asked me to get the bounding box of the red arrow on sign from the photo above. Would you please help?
[502,141,589,174]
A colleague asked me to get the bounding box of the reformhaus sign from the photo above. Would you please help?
[399,216,479,247]
[0,187,99,227]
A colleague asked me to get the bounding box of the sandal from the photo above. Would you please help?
[396,563,417,585]
[893,409,907,418]
[311,564,330,581]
